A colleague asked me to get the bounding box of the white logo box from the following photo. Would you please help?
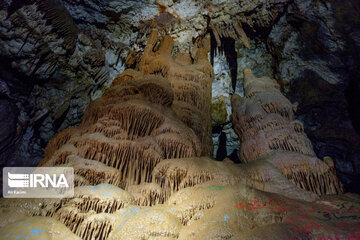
[3,167,74,198]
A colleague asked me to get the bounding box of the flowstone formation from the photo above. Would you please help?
[137,30,214,156]
[0,35,360,240]
[40,68,202,190]
[231,69,343,196]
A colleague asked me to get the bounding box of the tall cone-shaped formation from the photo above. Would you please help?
[1,34,359,240]
[21,32,211,239]
[231,69,343,195]
[138,30,214,156]
[40,68,202,190]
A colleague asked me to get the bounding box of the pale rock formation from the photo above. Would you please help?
[0,35,359,240]
[137,30,214,156]
[231,69,343,195]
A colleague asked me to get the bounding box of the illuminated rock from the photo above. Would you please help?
[0,35,358,240]
[231,69,343,195]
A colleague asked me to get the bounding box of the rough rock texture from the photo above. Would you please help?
[137,30,214,156]
[2,35,359,239]
[1,0,360,238]
[268,0,360,193]
[0,0,292,171]
[0,99,18,160]
[60,0,291,53]
[0,1,114,170]
[211,41,273,161]
[231,69,343,196]
[40,65,203,190]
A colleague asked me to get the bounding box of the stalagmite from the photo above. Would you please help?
[152,156,317,202]
[39,64,202,189]
[76,213,115,240]
[138,30,214,156]
[231,69,343,195]
[22,33,210,238]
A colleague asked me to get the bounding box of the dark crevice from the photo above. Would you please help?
[345,75,360,135]
[228,149,241,163]
[222,38,238,92]
[53,106,70,132]
[209,30,216,66]
[215,131,227,161]
[0,57,34,97]
[212,125,223,134]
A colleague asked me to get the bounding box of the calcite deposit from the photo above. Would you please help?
[137,30,214,156]
[1,33,359,240]
[231,69,343,196]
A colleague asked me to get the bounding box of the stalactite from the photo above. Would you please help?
[209,20,250,49]
[70,157,122,187]
[34,0,78,53]
[268,152,343,195]
[73,134,163,188]
[6,0,79,77]
[127,183,165,206]
[45,185,134,239]
[76,214,114,240]
[152,157,245,201]
[55,206,88,232]
[48,185,133,213]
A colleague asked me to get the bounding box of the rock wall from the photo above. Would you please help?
[268,0,360,193]
[0,1,114,169]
